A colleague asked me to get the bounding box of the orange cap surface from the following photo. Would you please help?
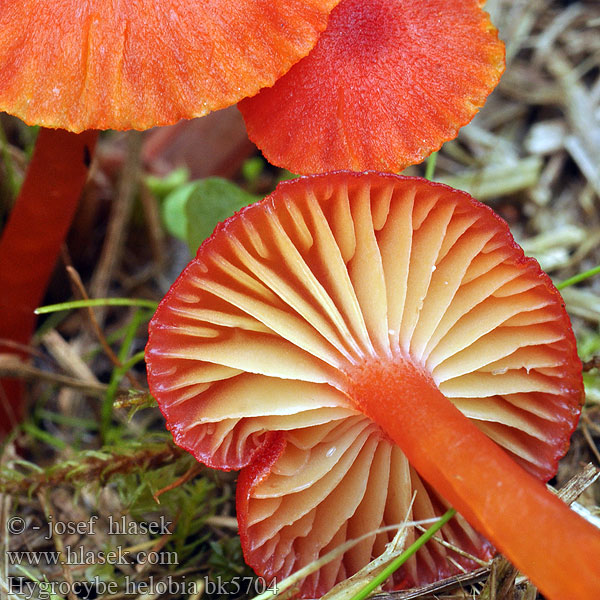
[0,0,340,131]
[239,0,506,173]
[146,173,591,597]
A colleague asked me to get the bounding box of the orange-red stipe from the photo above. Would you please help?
[349,357,599,599]
[0,0,340,131]
[0,129,97,433]
[239,0,505,173]
[146,172,598,598]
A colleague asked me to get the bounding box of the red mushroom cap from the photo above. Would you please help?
[146,172,596,598]
[0,0,339,131]
[238,0,506,173]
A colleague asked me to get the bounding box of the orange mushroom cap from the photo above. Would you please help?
[238,0,506,173]
[146,172,599,598]
[0,0,340,132]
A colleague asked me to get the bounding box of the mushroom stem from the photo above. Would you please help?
[0,128,98,433]
[348,357,600,600]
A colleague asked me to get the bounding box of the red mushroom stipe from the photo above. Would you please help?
[239,0,506,173]
[147,172,600,599]
[0,0,340,131]
[0,129,97,433]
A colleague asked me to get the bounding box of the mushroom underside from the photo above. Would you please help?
[146,172,585,596]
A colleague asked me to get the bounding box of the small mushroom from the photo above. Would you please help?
[146,172,600,599]
[0,0,340,429]
[239,0,506,173]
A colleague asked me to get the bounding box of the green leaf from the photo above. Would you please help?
[242,156,266,184]
[184,177,261,252]
[161,181,197,242]
[161,177,261,253]
[145,167,190,200]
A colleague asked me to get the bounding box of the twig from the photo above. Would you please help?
[371,567,489,599]
[139,182,167,278]
[41,330,99,384]
[205,515,239,529]
[0,354,111,396]
[90,131,143,326]
[0,338,47,359]
[113,391,156,410]
[153,462,204,503]
[582,356,600,372]
[581,422,600,466]
[37,490,79,600]
[478,557,517,600]
[555,462,600,505]
[412,524,489,567]
[65,266,141,390]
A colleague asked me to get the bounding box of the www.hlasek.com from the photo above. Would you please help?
[8,575,278,599]
[7,545,178,567]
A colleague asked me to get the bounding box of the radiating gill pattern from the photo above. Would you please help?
[237,415,493,596]
[147,172,582,593]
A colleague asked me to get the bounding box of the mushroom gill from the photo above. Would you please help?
[146,172,598,598]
